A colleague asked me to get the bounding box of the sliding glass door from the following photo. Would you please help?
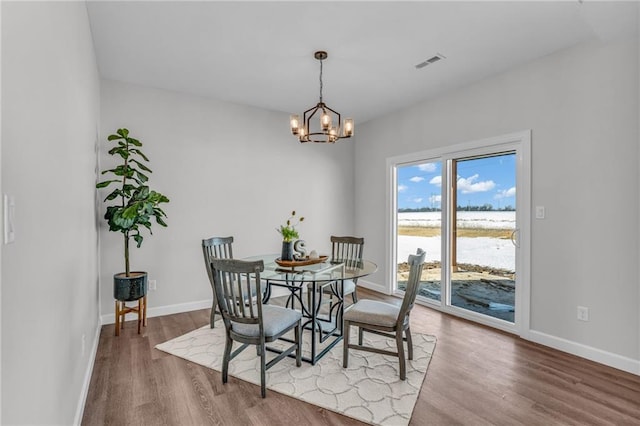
[391,132,529,333]
[449,153,516,322]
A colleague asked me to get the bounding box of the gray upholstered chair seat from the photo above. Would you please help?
[341,279,356,295]
[343,299,401,328]
[232,305,303,338]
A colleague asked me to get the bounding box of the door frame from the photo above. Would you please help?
[386,130,531,336]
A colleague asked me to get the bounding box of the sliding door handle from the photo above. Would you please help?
[510,229,520,248]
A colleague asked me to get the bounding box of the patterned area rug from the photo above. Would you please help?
[156,322,436,425]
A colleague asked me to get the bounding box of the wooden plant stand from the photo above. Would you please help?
[115,295,147,336]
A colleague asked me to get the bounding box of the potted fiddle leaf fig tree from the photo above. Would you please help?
[96,128,169,303]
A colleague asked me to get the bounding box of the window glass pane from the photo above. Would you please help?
[396,161,442,302]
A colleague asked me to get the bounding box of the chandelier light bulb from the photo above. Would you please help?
[321,111,331,131]
[329,126,338,143]
[290,115,300,135]
[343,118,354,137]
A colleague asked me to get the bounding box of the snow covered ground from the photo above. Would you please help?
[397,211,516,270]
[399,211,515,229]
[397,236,515,270]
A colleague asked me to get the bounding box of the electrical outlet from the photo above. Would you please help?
[149,279,157,291]
[577,306,589,321]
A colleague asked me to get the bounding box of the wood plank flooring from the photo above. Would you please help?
[82,289,640,425]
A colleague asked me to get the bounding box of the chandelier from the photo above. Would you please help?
[290,51,354,143]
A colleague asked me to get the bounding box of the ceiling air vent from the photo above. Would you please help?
[415,53,446,70]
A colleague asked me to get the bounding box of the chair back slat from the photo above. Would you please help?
[235,272,249,318]
[227,272,239,317]
[398,249,426,322]
[210,258,264,327]
[220,269,233,316]
[245,275,255,318]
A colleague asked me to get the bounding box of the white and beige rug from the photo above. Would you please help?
[156,322,435,425]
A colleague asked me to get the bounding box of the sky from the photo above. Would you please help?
[397,153,516,210]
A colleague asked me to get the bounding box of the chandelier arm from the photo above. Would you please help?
[303,103,322,116]
[303,104,321,132]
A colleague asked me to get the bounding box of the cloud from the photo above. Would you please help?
[411,197,423,203]
[398,184,408,192]
[457,174,495,193]
[417,163,437,172]
[409,176,425,183]
[495,187,516,199]
[429,175,442,185]
[429,194,441,205]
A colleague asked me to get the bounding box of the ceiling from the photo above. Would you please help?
[86,1,638,125]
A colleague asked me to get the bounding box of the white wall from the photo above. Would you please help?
[98,80,355,320]
[1,2,101,424]
[355,36,639,370]
[0,0,3,421]
[638,5,640,369]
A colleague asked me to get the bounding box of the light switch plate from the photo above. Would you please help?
[535,205,545,219]
[4,194,15,244]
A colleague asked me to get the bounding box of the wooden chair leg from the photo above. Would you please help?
[295,321,302,367]
[343,320,351,368]
[260,341,267,398]
[210,299,216,328]
[222,335,232,384]
[115,300,120,336]
[397,329,406,380]
[406,326,413,360]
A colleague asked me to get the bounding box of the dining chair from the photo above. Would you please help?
[307,236,364,308]
[342,248,426,380]
[202,236,234,328]
[329,235,365,303]
[210,258,302,398]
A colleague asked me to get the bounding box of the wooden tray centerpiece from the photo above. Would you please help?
[275,255,328,268]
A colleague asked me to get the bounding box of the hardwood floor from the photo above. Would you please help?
[82,289,640,425]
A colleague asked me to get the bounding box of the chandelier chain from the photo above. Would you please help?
[319,59,324,103]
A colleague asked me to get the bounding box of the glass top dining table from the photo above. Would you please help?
[244,254,378,364]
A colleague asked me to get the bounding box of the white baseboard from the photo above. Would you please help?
[73,320,102,425]
[357,279,388,295]
[101,299,212,325]
[525,329,640,376]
